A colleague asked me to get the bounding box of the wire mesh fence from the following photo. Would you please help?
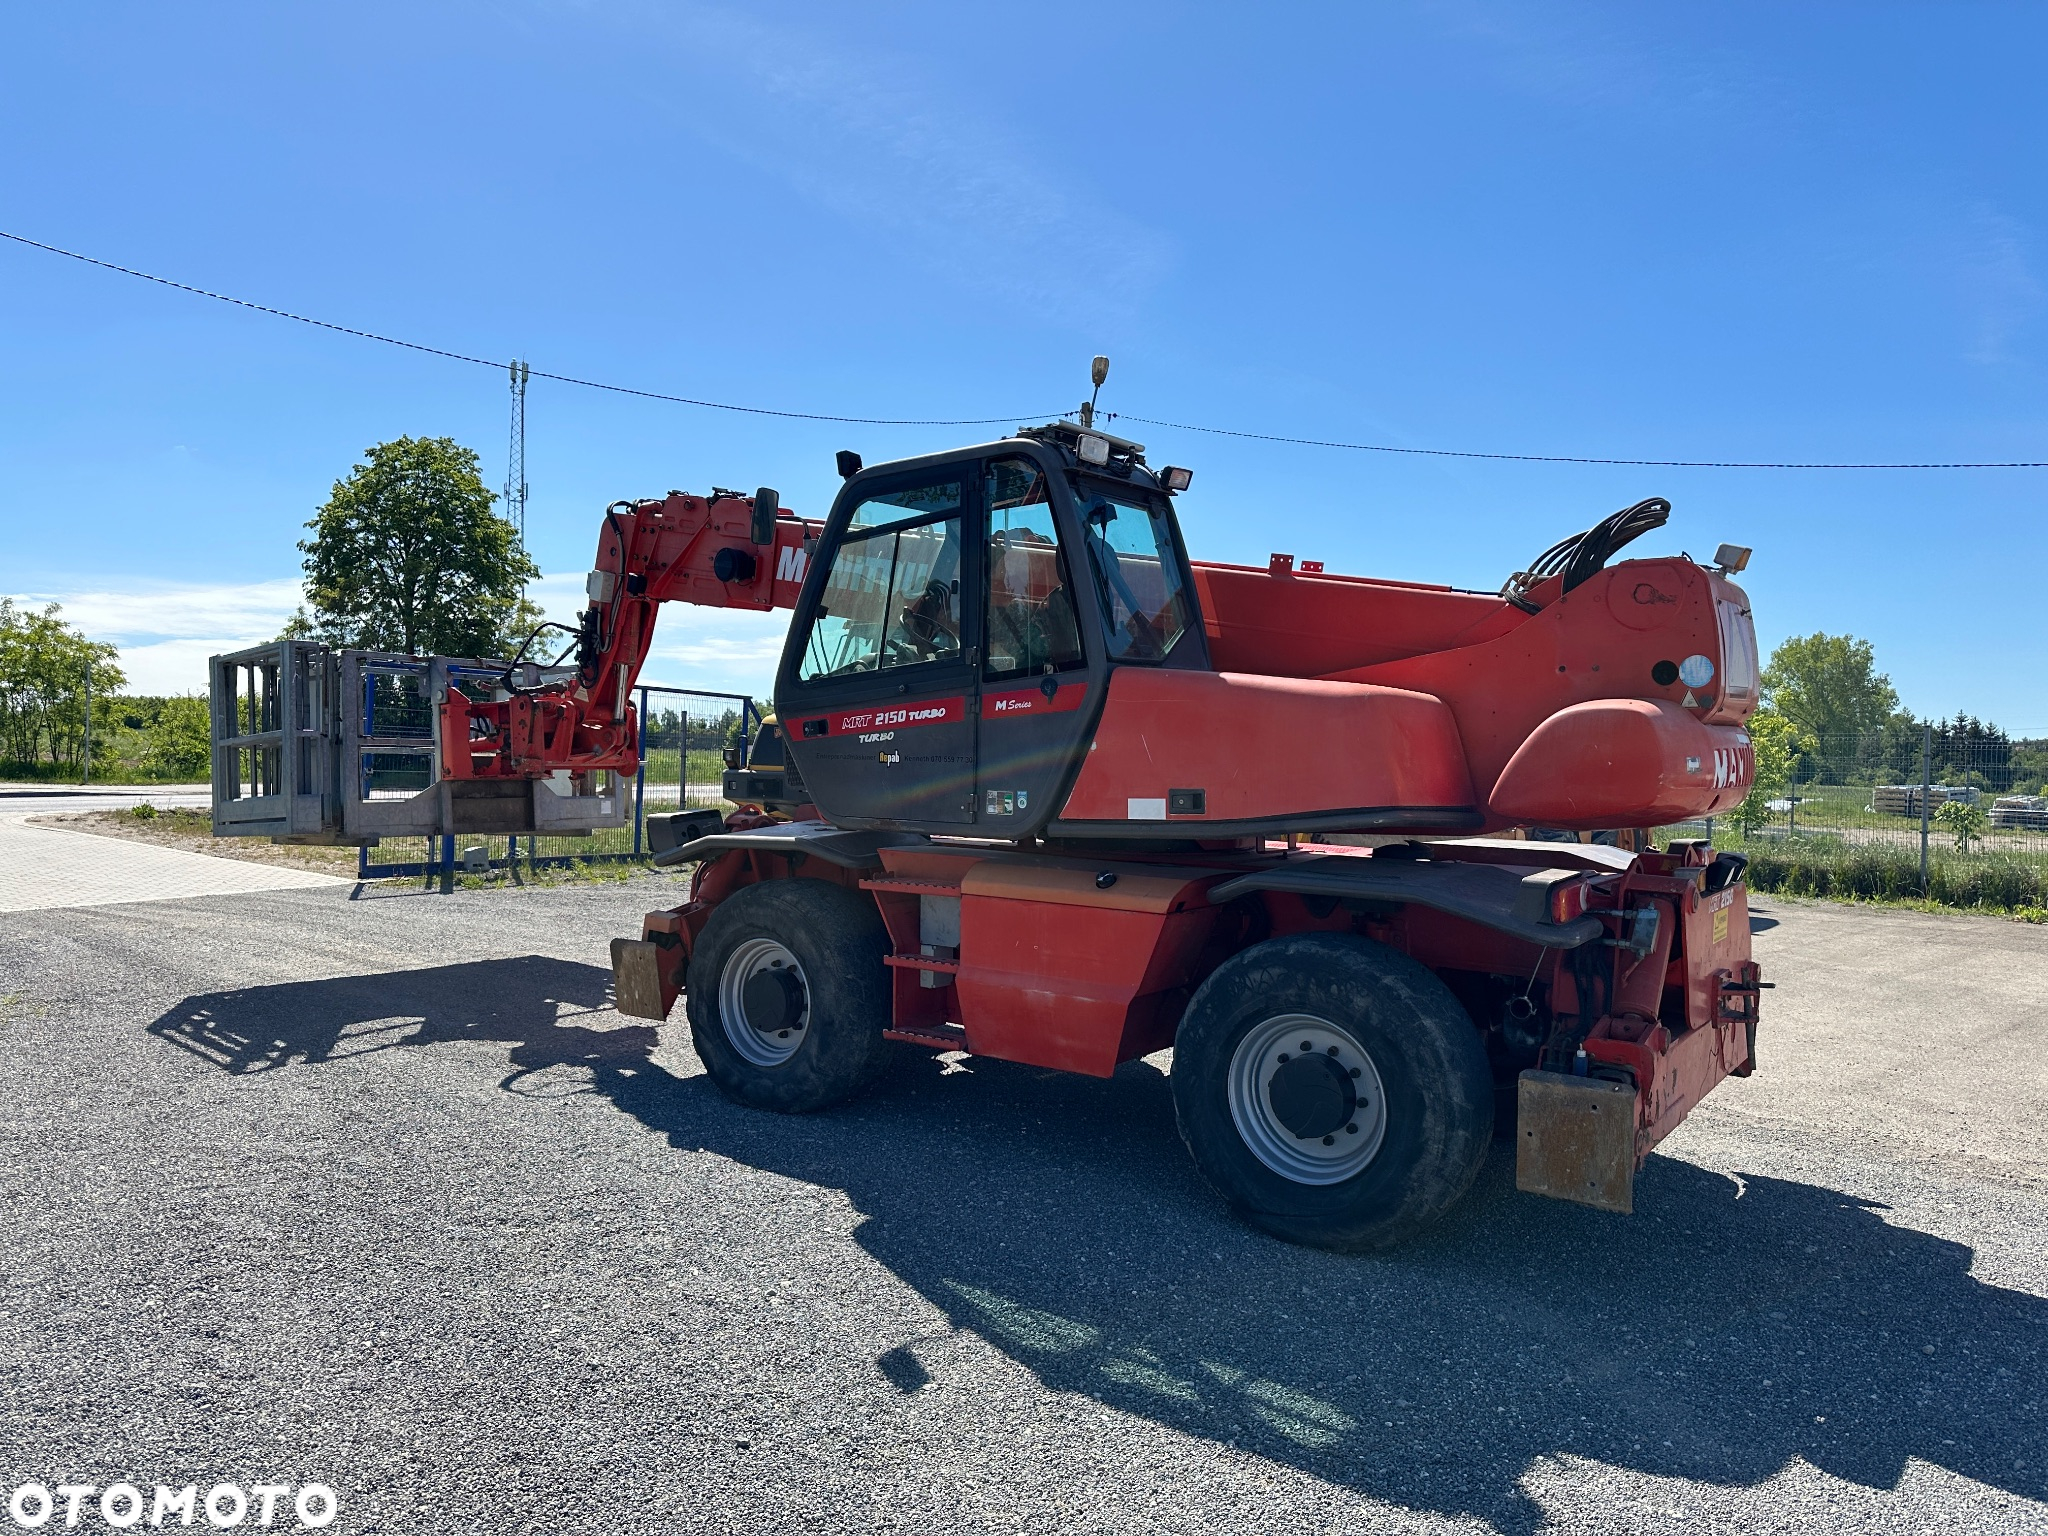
[1659,724,2048,908]
[357,684,758,881]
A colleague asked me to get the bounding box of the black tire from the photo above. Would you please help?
[685,878,895,1113]
[1171,932,1494,1251]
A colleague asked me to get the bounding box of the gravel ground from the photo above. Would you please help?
[1,878,2043,1534]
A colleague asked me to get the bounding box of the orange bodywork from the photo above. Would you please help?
[1142,552,1761,833]
[1055,668,1476,830]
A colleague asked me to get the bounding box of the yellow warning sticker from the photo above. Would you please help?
[1712,906,1730,946]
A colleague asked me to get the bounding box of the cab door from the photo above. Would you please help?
[976,454,1097,832]
[776,469,980,828]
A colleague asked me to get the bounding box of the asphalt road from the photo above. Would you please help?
[1,876,2044,1534]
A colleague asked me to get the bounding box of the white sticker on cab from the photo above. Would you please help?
[1127,797,1168,821]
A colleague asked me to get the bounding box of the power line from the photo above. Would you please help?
[1106,413,2048,471]
[0,230,1047,427]
[4,228,2043,469]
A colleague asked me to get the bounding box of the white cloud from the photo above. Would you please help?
[5,578,305,695]
[9,572,785,701]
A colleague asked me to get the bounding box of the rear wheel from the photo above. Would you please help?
[685,879,894,1112]
[1171,933,1494,1251]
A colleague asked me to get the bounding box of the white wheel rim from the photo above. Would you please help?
[717,937,809,1067]
[1226,1013,1388,1185]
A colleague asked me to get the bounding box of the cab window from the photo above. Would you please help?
[984,458,1084,680]
[798,481,965,681]
[1080,485,1191,662]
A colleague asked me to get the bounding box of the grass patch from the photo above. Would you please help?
[451,858,687,892]
[1745,781,2048,854]
[637,748,728,788]
[1733,835,2048,916]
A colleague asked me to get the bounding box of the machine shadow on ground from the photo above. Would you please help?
[151,957,2048,1532]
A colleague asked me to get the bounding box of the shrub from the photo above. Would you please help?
[1934,799,1988,852]
[144,695,212,780]
[1734,836,2046,912]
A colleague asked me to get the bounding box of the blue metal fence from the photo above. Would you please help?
[357,683,760,884]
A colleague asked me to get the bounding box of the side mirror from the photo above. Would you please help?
[751,487,778,545]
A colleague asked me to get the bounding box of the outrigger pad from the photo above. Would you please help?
[1515,1070,1638,1214]
[609,937,670,1022]
[646,808,727,856]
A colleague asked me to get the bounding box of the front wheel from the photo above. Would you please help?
[1171,933,1494,1251]
[685,878,895,1113]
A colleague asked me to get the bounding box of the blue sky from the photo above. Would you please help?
[2,2,2042,725]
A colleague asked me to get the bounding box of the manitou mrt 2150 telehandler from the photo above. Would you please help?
[438,405,1764,1250]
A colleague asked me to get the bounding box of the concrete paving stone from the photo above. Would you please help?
[0,788,345,912]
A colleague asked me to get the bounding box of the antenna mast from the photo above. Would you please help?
[505,359,530,553]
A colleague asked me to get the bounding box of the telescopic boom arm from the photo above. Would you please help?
[441,489,820,781]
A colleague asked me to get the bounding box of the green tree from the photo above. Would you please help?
[298,436,540,657]
[1732,709,1809,835]
[1761,633,1900,782]
[1934,798,1988,852]
[144,694,213,779]
[0,599,124,772]
[1929,714,2012,791]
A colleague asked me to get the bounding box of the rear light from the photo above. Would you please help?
[1716,598,1758,702]
[1549,879,1591,923]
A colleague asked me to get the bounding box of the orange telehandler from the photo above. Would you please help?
[239,384,1768,1250]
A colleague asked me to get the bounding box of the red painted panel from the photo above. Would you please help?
[954,862,1220,1075]
[1056,668,1475,825]
[826,697,967,735]
[981,682,1086,719]
[1192,561,1521,678]
[1340,559,1758,829]
[1682,882,1750,1028]
[1488,699,1753,825]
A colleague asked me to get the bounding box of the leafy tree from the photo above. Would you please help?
[145,695,213,779]
[2012,740,2048,797]
[1876,711,1929,784]
[1929,714,2012,791]
[1935,798,1988,852]
[0,599,124,772]
[1761,633,1899,782]
[1732,710,1808,835]
[298,436,540,657]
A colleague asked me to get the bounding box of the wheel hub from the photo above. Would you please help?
[742,968,805,1034]
[1267,1051,1357,1140]
[717,937,810,1067]
[1226,1014,1389,1185]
